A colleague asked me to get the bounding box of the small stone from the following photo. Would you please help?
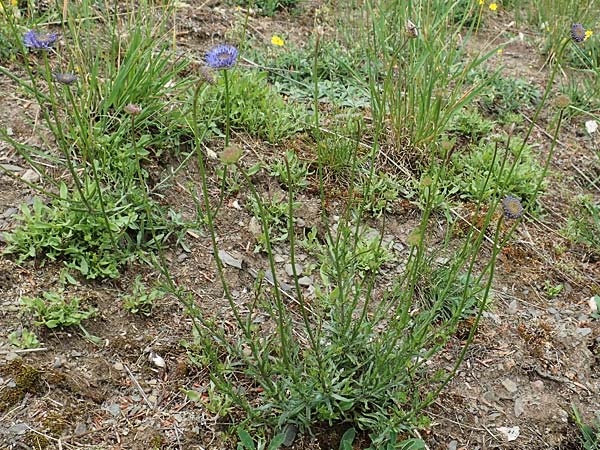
[513,397,524,417]
[282,423,298,447]
[482,390,497,403]
[218,250,243,269]
[1,207,18,218]
[21,169,40,183]
[74,422,87,436]
[9,423,28,435]
[4,352,19,361]
[531,380,544,391]
[107,403,121,417]
[114,362,124,371]
[576,328,592,337]
[447,441,458,450]
[248,217,261,237]
[502,379,518,394]
[508,300,518,314]
[177,253,189,262]
[284,263,303,277]
[297,276,313,287]
[274,255,286,263]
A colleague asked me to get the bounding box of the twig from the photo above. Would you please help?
[571,162,600,192]
[123,362,153,409]
[0,347,48,354]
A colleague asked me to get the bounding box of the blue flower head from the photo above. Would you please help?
[571,23,586,43]
[205,45,238,69]
[502,195,524,220]
[23,30,58,50]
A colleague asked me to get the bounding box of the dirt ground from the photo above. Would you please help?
[0,2,599,449]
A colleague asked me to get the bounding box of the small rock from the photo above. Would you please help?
[9,423,28,435]
[496,426,520,442]
[274,255,286,263]
[53,356,65,368]
[576,328,592,337]
[501,379,518,394]
[297,276,313,287]
[513,397,524,417]
[284,263,303,277]
[4,352,19,361]
[508,300,518,314]
[296,218,306,227]
[107,403,121,417]
[531,380,544,391]
[393,242,405,253]
[248,217,262,237]
[114,362,124,371]
[21,169,40,183]
[1,207,18,218]
[74,422,87,436]
[482,390,497,403]
[282,423,298,447]
[447,441,458,450]
[218,250,243,269]
[0,164,24,172]
[177,253,189,262]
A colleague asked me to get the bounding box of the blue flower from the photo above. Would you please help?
[23,30,58,50]
[571,23,586,43]
[205,45,238,69]
[502,195,524,220]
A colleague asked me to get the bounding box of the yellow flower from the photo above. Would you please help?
[585,30,593,41]
[11,0,18,5]
[478,0,484,4]
[271,35,284,47]
[489,2,498,10]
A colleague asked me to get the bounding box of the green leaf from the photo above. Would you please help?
[339,428,356,450]
[237,430,255,450]
[399,438,426,450]
[267,433,286,450]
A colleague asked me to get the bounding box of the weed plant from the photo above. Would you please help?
[0,0,192,278]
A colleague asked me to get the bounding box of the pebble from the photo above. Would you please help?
[513,397,524,417]
[531,380,544,391]
[447,440,458,450]
[107,403,121,417]
[21,169,40,183]
[297,276,313,287]
[114,362,124,371]
[9,423,28,435]
[74,422,87,436]
[576,328,592,337]
[502,378,518,394]
[284,263,303,276]
[1,207,18,218]
[4,352,19,361]
[274,255,286,263]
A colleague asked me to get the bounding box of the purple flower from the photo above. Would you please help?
[23,30,58,50]
[205,45,238,69]
[502,195,524,220]
[571,23,586,43]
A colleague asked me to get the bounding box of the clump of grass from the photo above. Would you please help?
[196,70,307,143]
[564,195,600,257]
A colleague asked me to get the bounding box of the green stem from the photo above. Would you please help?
[224,69,231,147]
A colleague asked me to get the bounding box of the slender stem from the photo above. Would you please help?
[224,69,231,147]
